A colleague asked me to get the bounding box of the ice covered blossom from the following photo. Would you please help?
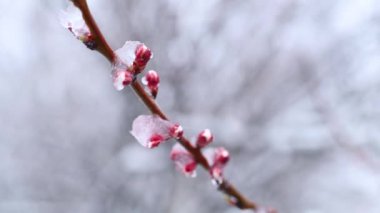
[111,41,152,90]
[204,147,230,183]
[196,129,213,148]
[60,2,95,49]
[114,41,152,74]
[112,67,133,91]
[130,115,178,148]
[170,143,197,177]
[142,70,160,98]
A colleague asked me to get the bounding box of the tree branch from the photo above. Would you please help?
[70,0,263,210]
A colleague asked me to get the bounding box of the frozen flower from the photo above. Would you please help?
[130,115,177,148]
[112,68,133,91]
[114,41,152,75]
[60,2,95,49]
[196,129,213,148]
[170,143,197,177]
[114,41,141,70]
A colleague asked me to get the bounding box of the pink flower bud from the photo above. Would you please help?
[213,147,230,166]
[144,70,160,86]
[134,43,152,70]
[170,143,197,177]
[112,69,133,91]
[169,124,184,139]
[203,147,230,181]
[142,70,160,98]
[196,129,213,148]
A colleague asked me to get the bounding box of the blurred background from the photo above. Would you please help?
[1,0,380,212]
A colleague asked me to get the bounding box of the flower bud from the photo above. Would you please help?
[213,147,230,166]
[169,124,184,139]
[142,70,160,98]
[134,43,152,70]
[196,129,213,148]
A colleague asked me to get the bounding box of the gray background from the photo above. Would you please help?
[0,0,380,212]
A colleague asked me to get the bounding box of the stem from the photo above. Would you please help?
[71,0,260,210]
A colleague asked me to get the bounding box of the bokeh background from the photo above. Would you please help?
[1,0,380,212]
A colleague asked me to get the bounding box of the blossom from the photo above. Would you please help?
[114,41,152,74]
[130,115,178,148]
[170,143,197,177]
[60,2,95,48]
[114,41,142,71]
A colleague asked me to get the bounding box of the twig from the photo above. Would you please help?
[71,0,261,210]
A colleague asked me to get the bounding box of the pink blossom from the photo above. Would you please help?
[170,143,197,177]
[130,115,177,148]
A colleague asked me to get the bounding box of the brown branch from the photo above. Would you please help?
[71,0,261,210]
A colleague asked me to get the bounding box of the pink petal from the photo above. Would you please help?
[170,143,197,177]
[130,115,174,148]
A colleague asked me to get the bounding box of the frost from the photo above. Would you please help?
[130,115,175,148]
[60,2,91,42]
[170,143,197,177]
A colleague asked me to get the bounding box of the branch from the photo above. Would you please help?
[70,0,267,211]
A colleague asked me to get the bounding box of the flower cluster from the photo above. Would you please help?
[112,41,152,91]
[130,115,230,180]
